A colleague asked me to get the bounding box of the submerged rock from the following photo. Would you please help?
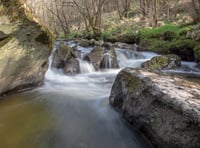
[109,68,200,147]
[141,54,181,70]
[0,1,52,95]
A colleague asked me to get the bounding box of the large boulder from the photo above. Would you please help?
[141,54,181,70]
[0,1,53,95]
[109,68,200,147]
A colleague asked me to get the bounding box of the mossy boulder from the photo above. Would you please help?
[109,68,200,147]
[141,54,181,70]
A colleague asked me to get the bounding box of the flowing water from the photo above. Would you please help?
[0,41,199,148]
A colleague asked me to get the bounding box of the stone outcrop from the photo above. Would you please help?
[84,45,119,70]
[78,39,102,47]
[84,46,104,70]
[0,0,53,95]
[141,54,181,70]
[52,42,80,75]
[109,68,200,147]
[52,42,72,69]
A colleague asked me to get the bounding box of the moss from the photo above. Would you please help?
[169,39,196,49]
[142,54,181,70]
[139,38,170,54]
[143,56,169,70]
[139,25,180,40]
[0,36,12,48]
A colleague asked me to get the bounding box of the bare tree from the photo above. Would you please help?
[116,0,132,19]
[70,0,105,36]
[191,0,200,22]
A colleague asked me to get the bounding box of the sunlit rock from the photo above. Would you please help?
[110,68,200,147]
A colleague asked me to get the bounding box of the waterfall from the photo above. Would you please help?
[78,59,95,73]
[101,53,112,69]
[115,48,155,68]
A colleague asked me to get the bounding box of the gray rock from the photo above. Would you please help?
[64,58,80,75]
[114,42,135,50]
[141,54,181,70]
[79,39,91,47]
[0,2,52,95]
[52,42,72,69]
[71,45,81,59]
[109,68,200,147]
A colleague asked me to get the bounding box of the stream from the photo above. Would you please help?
[0,41,199,148]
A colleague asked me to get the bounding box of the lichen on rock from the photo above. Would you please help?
[141,54,181,70]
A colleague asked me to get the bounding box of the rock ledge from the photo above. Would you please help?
[109,68,200,147]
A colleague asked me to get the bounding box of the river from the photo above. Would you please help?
[0,41,199,148]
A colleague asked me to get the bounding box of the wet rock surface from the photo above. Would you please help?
[109,68,200,147]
